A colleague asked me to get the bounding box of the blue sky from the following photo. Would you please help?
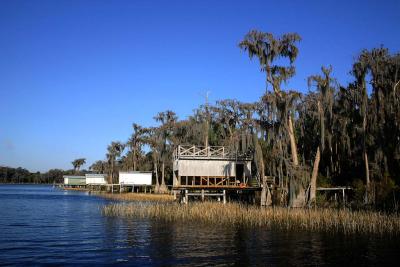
[0,0,399,172]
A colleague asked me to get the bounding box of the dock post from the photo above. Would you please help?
[111,184,114,194]
[223,190,226,204]
[173,190,177,200]
[185,189,188,204]
[201,189,204,202]
[342,188,345,206]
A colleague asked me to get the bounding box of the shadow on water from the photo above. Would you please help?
[0,185,399,266]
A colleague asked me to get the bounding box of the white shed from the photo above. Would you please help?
[119,171,152,185]
[85,174,107,185]
[63,175,86,186]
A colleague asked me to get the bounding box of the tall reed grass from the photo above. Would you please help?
[102,202,400,235]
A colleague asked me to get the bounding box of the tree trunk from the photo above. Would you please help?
[289,178,306,208]
[288,115,299,166]
[364,151,370,204]
[288,113,306,207]
[308,146,320,205]
[161,161,165,186]
[110,161,114,184]
[159,161,168,193]
[204,120,209,147]
[133,150,137,171]
[154,161,160,193]
[260,158,272,206]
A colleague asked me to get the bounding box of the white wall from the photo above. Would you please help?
[177,160,251,177]
[119,172,152,185]
[85,174,107,185]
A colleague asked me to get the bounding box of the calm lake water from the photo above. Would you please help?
[0,185,398,266]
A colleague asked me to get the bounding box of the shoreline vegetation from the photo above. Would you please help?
[94,192,174,202]
[102,201,400,236]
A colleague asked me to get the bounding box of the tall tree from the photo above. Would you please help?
[239,30,302,207]
[306,66,336,204]
[154,110,178,193]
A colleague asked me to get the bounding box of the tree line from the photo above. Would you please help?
[3,29,399,209]
[0,166,77,184]
[90,30,399,209]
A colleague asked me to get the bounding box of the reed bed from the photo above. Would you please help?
[96,192,174,202]
[102,202,400,235]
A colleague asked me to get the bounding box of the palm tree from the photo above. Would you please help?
[71,158,86,173]
[127,123,146,171]
[107,142,124,184]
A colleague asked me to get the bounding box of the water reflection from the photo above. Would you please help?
[102,211,400,267]
[0,185,398,266]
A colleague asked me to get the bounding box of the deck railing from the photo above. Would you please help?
[174,145,251,160]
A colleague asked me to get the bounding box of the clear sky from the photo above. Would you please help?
[0,0,399,172]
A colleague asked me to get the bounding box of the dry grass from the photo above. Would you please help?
[96,192,174,202]
[102,202,400,235]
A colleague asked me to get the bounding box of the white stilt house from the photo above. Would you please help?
[173,145,255,189]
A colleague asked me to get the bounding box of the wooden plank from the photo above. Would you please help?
[216,177,227,186]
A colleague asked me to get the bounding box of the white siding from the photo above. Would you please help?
[177,160,251,177]
[177,160,234,176]
[85,174,107,185]
[119,172,152,185]
[63,175,86,185]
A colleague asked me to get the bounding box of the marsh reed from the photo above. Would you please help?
[102,202,400,235]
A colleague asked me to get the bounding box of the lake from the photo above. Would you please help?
[0,185,398,266]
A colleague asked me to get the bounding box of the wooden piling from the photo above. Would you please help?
[223,190,226,204]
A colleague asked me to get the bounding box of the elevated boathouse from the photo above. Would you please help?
[173,145,260,203]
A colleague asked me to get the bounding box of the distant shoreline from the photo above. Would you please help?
[0,183,55,185]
